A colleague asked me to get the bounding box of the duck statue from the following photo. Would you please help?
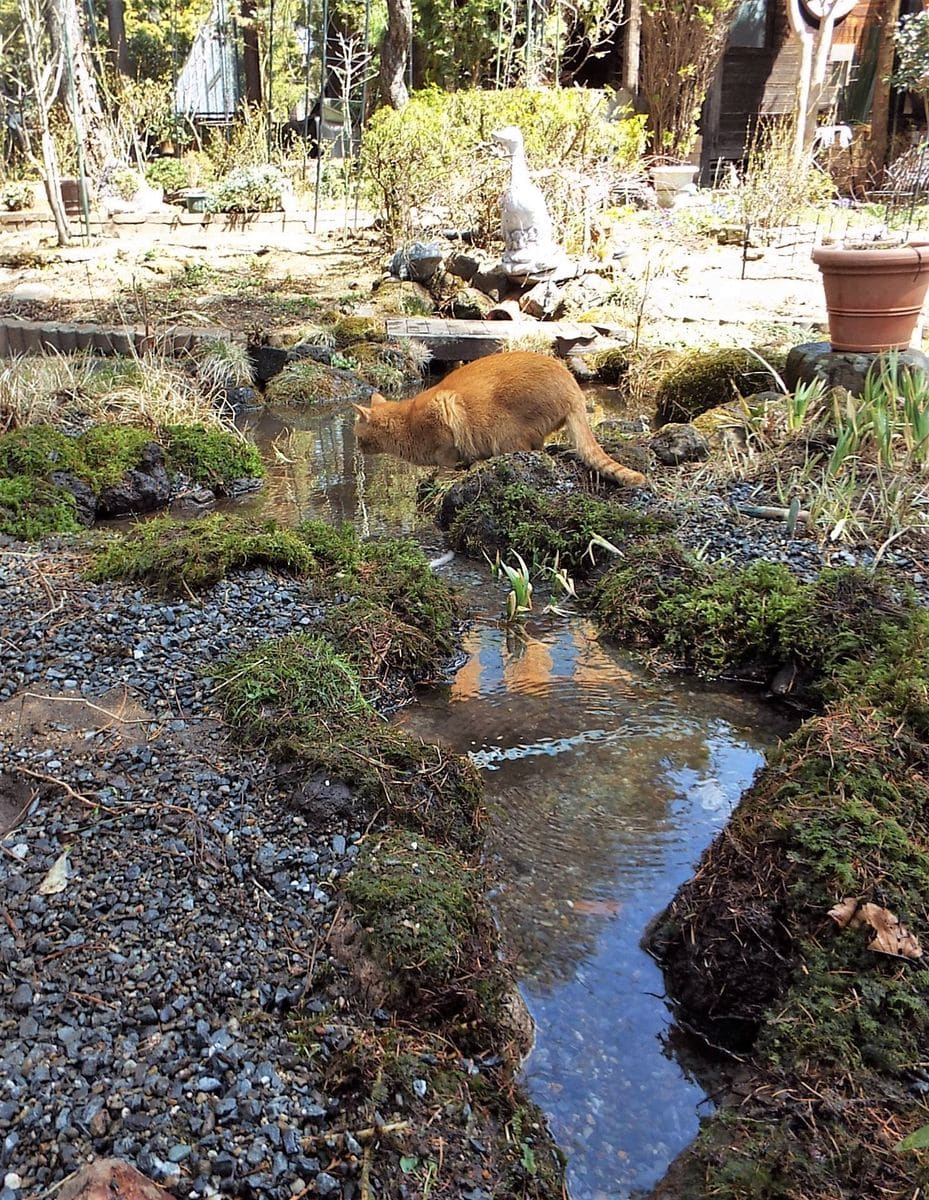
[491,125,563,277]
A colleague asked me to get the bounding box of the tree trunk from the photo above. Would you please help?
[47,0,116,177]
[869,0,903,182]
[240,0,263,106]
[40,128,74,247]
[378,0,411,109]
[105,0,129,75]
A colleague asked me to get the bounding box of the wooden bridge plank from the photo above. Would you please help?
[384,317,601,361]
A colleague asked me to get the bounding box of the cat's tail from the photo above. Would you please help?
[565,409,648,488]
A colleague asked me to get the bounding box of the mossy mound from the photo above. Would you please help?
[0,425,84,479]
[649,703,929,1198]
[283,1020,562,1200]
[590,346,630,385]
[311,529,460,682]
[322,595,448,684]
[330,315,387,348]
[654,347,782,426]
[341,340,425,396]
[356,537,457,648]
[219,630,481,850]
[264,359,371,405]
[592,547,928,703]
[279,722,483,851]
[0,476,82,540]
[216,631,372,743]
[87,514,317,592]
[443,473,667,574]
[164,424,265,489]
[344,832,492,1011]
[590,536,706,644]
[0,422,266,540]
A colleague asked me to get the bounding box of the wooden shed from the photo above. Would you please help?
[699,0,881,176]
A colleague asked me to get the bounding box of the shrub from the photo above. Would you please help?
[144,157,191,194]
[208,164,290,213]
[1,181,33,211]
[360,86,648,249]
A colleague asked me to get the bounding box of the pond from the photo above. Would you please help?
[235,397,790,1199]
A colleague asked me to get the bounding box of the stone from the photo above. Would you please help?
[10,984,32,1013]
[650,422,709,466]
[49,473,97,526]
[558,273,614,317]
[471,265,511,303]
[94,443,172,518]
[784,341,929,397]
[368,277,434,316]
[445,250,484,282]
[449,286,495,319]
[389,241,445,283]
[56,1160,173,1200]
[519,279,563,320]
[10,283,53,304]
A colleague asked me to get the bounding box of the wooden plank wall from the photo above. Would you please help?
[705,0,875,166]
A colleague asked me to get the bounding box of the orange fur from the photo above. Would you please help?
[353,351,647,487]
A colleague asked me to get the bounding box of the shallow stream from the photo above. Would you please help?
[236,398,789,1199]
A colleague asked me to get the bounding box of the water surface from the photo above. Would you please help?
[236,395,788,1199]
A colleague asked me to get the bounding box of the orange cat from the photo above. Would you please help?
[353,351,647,487]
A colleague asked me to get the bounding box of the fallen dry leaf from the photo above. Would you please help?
[828,897,922,959]
[828,896,860,929]
[37,850,70,896]
[572,898,623,917]
[858,902,923,960]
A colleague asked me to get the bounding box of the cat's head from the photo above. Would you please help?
[353,392,391,453]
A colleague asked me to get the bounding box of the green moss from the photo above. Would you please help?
[216,632,372,742]
[345,832,482,995]
[330,315,387,348]
[593,555,928,710]
[0,476,82,540]
[264,359,369,405]
[652,699,929,1197]
[313,532,459,680]
[323,596,446,682]
[87,513,317,592]
[276,720,483,852]
[654,347,781,426]
[591,536,705,643]
[295,518,362,572]
[358,538,457,647]
[77,425,156,491]
[448,482,668,574]
[165,424,265,489]
[0,425,83,478]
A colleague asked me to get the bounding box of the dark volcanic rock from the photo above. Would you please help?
[95,442,171,517]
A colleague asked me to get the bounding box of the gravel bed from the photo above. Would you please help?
[632,483,928,603]
[0,548,377,1199]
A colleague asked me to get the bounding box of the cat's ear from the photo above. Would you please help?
[352,404,371,422]
[369,392,387,407]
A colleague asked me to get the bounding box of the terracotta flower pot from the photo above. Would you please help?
[812,240,929,353]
